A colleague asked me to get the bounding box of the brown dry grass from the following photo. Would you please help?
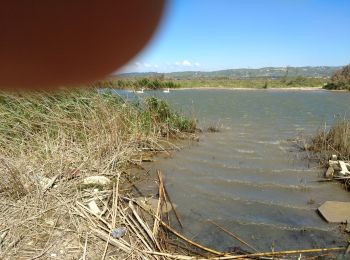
[309,119,350,164]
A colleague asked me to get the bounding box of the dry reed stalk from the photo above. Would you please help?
[82,232,88,260]
[157,170,170,227]
[209,247,345,259]
[152,180,162,238]
[208,220,258,253]
[158,219,226,256]
[121,209,154,251]
[76,201,111,229]
[123,195,226,257]
[129,201,162,251]
[111,173,121,229]
[142,250,200,259]
[158,170,183,228]
[91,228,132,254]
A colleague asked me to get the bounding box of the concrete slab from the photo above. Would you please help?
[318,201,350,223]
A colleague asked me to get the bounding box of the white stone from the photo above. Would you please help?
[83,176,111,186]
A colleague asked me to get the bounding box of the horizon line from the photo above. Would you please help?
[116,64,346,75]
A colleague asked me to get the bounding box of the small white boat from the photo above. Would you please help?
[163,88,170,93]
[136,88,144,94]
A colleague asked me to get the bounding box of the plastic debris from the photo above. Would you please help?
[111,227,127,239]
[339,161,350,175]
[88,200,102,215]
[34,174,59,192]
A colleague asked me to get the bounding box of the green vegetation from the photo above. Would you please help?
[323,64,350,90]
[95,76,326,90]
[145,97,196,133]
[309,119,350,162]
[92,77,180,90]
[174,77,326,89]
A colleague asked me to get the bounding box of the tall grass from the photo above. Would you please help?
[309,119,350,162]
[0,88,195,198]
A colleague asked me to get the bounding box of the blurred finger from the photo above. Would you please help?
[0,0,165,90]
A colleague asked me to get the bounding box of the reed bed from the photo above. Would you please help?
[0,88,196,259]
[309,119,350,164]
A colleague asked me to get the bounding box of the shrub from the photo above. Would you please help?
[324,64,350,90]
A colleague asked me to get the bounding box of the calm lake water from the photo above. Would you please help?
[123,89,350,252]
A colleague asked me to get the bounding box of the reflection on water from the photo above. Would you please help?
[122,89,350,251]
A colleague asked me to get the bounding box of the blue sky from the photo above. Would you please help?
[121,0,350,73]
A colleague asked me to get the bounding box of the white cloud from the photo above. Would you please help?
[174,60,201,67]
[126,60,201,73]
[182,60,192,66]
[134,62,159,69]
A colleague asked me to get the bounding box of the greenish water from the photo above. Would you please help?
[151,89,350,252]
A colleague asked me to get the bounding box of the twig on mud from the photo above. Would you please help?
[208,220,258,253]
[167,241,208,258]
[159,219,226,256]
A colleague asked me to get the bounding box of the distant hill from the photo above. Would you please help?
[118,66,341,79]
